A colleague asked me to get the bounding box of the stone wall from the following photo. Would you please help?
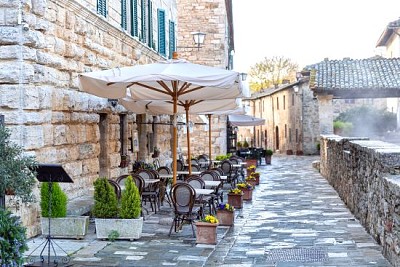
[0,0,176,237]
[320,134,400,266]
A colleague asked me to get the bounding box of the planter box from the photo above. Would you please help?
[195,222,218,244]
[95,217,143,240]
[254,173,260,185]
[265,155,272,164]
[41,216,89,239]
[240,188,253,201]
[228,193,243,209]
[246,159,258,168]
[216,210,234,226]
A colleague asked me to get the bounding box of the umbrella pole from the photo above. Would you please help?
[172,98,178,185]
[208,114,212,169]
[185,106,192,175]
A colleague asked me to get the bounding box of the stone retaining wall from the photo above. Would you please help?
[320,134,400,266]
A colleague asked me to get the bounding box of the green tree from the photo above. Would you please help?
[120,176,141,219]
[40,182,68,218]
[248,56,298,92]
[92,178,119,218]
[0,208,28,266]
[335,106,396,136]
[0,124,37,208]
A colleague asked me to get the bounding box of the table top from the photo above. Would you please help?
[204,181,221,188]
[219,175,227,180]
[194,188,214,195]
[176,171,201,175]
[158,174,174,178]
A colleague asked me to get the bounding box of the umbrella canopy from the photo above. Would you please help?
[78,55,243,184]
[228,114,265,127]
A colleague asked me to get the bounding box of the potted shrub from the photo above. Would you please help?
[40,182,89,239]
[93,176,143,240]
[243,140,249,148]
[195,214,219,244]
[216,203,235,226]
[236,141,242,150]
[227,187,243,209]
[237,182,253,201]
[0,208,28,266]
[265,149,273,164]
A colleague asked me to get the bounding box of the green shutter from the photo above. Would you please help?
[97,0,107,17]
[169,21,175,59]
[130,0,138,37]
[147,1,153,48]
[140,0,146,42]
[121,0,127,30]
[157,9,166,56]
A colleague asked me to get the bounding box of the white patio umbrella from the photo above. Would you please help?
[228,114,265,127]
[120,98,241,174]
[79,55,243,184]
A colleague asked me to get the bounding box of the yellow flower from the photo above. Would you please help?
[203,215,219,224]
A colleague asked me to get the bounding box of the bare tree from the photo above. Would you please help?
[248,56,298,92]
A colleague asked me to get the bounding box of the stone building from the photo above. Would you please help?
[0,0,234,237]
[241,57,400,156]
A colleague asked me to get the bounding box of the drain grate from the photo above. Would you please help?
[265,248,328,262]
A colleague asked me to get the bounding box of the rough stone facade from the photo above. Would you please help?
[320,134,400,266]
[0,0,177,237]
[241,80,320,155]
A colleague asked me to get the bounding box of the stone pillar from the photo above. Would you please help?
[317,95,334,134]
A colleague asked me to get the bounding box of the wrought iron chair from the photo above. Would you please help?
[107,179,121,200]
[186,175,214,215]
[197,155,210,170]
[136,169,160,213]
[168,183,201,237]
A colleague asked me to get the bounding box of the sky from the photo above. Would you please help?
[232,0,400,73]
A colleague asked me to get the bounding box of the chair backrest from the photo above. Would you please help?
[230,158,239,165]
[220,160,233,175]
[200,170,217,181]
[191,164,201,172]
[116,174,130,185]
[176,159,185,171]
[107,179,121,199]
[186,175,205,189]
[211,167,224,176]
[130,174,145,195]
[157,166,171,174]
[197,155,209,170]
[148,169,160,179]
[135,169,153,180]
[170,183,196,214]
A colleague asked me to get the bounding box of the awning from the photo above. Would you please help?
[228,114,265,127]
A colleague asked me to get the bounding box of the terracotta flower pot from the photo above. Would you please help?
[246,179,257,187]
[227,193,243,209]
[240,188,253,200]
[216,210,234,226]
[254,173,260,185]
[195,222,218,244]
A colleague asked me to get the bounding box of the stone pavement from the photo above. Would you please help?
[24,155,392,266]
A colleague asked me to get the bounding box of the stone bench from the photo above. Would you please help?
[66,193,94,216]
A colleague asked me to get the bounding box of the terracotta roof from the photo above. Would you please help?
[304,57,400,90]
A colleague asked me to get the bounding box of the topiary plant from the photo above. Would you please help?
[92,178,118,218]
[0,208,28,266]
[40,182,68,218]
[119,176,141,219]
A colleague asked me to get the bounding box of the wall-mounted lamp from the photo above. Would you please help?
[108,99,118,107]
[240,73,248,81]
[177,31,206,50]
[293,85,299,93]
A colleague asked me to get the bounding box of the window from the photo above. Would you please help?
[292,93,295,106]
[295,129,299,143]
[147,0,153,48]
[97,0,107,17]
[262,100,265,112]
[276,97,279,110]
[285,124,287,138]
[130,0,138,37]
[120,114,127,156]
[157,9,166,56]
[121,0,127,30]
[169,21,176,58]
[289,128,292,142]
[283,95,286,110]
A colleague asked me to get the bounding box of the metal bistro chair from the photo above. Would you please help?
[186,175,214,215]
[157,166,172,206]
[136,169,160,213]
[168,183,201,237]
[200,170,222,205]
[220,160,238,187]
[197,155,210,170]
[117,174,146,217]
[107,179,121,200]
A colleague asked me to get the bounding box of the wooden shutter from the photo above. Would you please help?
[169,21,176,59]
[121,0,127,30]
[140,0,146,42]
[157,9,166,56]
[97,0,107,17]
[130,0,138,37]
[147,0,153,48]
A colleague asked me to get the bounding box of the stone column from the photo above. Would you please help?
[317,95,334,134]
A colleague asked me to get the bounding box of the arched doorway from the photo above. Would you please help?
[275,126,279,150]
